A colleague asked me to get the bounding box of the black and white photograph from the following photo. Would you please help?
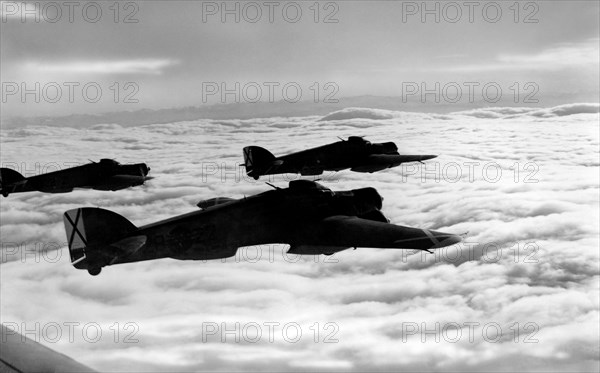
[0,1,599,371]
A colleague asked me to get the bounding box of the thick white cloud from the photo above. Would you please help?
[450,103,600,119]
[0,105,598,372]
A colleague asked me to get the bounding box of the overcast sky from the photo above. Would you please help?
[1,0,599,117]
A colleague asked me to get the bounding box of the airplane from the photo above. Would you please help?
[63,180,463,276]
[0,159,151,197]
[1,324,96,372]
[242,136,437,180]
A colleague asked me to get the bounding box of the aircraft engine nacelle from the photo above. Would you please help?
[350,187,383,214]
[118,163,150,177]
[332,187,383,216]
[369,142,399,155]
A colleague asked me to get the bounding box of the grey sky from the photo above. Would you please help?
[1,1,599,116]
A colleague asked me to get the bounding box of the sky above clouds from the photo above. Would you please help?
[0,104,599,371]
[1,0,599,117]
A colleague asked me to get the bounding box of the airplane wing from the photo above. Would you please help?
[295,215,462,252]
[1,324,96,372]
[392,154,437,163]
[350,154,438,173]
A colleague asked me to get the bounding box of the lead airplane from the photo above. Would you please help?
[0,159,151,197]
[242,136,437,180]
[63,180,463,276]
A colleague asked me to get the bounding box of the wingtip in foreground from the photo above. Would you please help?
[420,155,438,161]
[1,324,97,372]
[428,231,463,249]
[422,230,467,253]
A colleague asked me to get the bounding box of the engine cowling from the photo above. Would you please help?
[349,187,383,214]
[331,187,383,216]
[369,142,399,155]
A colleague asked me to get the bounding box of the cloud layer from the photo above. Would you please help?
[0,105,598,372]
[24,59,179,75]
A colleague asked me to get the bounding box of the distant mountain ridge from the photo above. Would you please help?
[3,95,592,129]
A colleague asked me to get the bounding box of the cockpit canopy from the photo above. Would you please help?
[99,159,120,166]
[348,136,370,145]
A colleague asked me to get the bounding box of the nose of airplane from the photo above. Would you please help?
[139,164,150,177]
[420,155,438,161]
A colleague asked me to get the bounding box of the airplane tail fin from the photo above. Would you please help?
[63,208,138,275]
[0,168,25,196]
[242,146,276,179]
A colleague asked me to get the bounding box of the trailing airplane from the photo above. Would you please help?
[0,159,151,197]
[242,136,437,180]
[63,180,463,276]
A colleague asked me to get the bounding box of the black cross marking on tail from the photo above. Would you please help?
[244,148,254,168]
[64,209,87,248]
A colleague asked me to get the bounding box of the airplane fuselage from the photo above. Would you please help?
[1,160,150,196]
[74,181,461,275]
[244,138,437,178]
[84,186,338,269]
